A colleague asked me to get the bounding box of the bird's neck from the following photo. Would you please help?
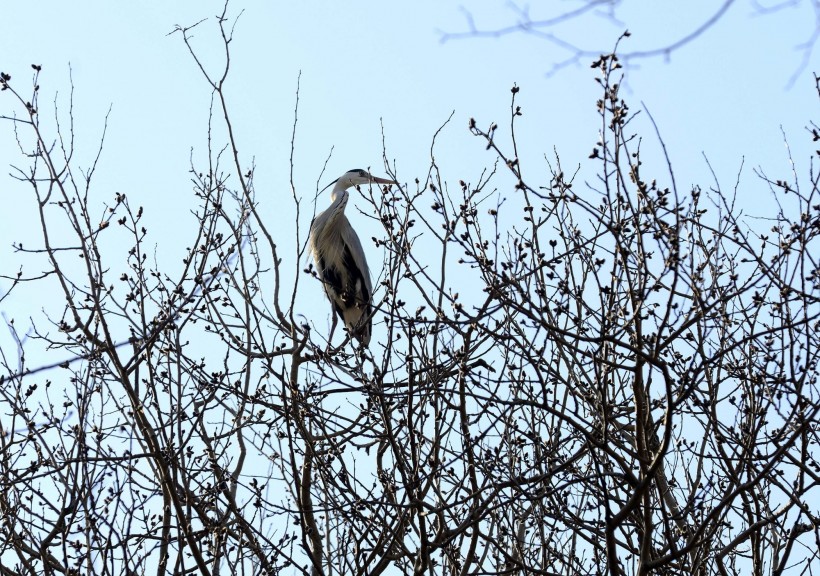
[329,185,349,207]
[325,185,350,227]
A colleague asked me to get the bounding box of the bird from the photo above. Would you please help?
[309,168,395,346]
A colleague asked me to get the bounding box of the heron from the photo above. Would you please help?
[309,168,395,346]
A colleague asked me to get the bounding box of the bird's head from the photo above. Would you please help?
[328,168,395,201]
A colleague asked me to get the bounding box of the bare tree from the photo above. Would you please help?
[1,9,818,576]
[440,0,820,85]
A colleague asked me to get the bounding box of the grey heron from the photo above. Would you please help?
[309,168,395,346]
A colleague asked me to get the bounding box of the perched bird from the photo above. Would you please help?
[309,168,395,346]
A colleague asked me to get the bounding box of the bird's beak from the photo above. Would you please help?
[369,175,396,186]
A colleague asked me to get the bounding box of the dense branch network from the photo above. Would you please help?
[1,8,819,576]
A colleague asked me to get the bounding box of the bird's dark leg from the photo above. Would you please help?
[326,311,339,353]
[354,340,367,365]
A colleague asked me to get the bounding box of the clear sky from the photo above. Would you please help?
[1,0,818,360]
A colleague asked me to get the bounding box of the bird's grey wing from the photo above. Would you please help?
[318,256,346,317]
[341,225,373,299]
[340,241,372,345]
[341,243,370,308]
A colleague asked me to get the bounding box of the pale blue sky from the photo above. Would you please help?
[1,0,818,349]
